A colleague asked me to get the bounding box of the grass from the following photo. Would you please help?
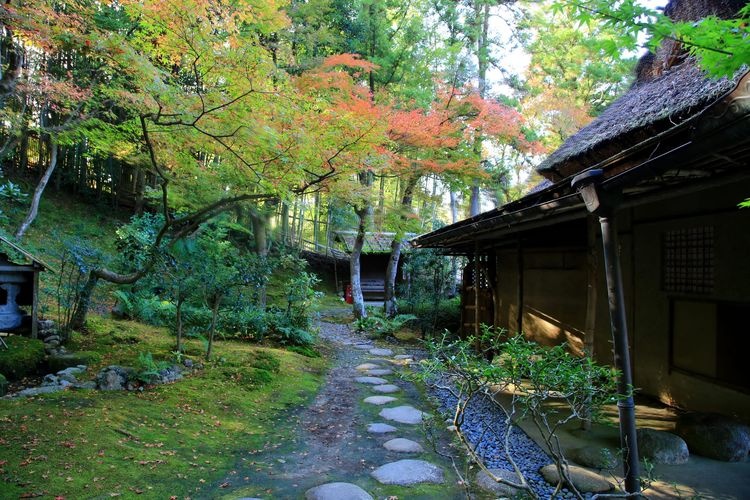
[0,315,328,499]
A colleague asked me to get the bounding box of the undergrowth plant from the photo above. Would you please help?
[420,325,622,499]
[352,307,417,339]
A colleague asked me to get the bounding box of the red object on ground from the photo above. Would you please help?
[344,284,353,304]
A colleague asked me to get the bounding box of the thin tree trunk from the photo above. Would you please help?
[281,201,289,244]
[313,191,321,251]
[250,209,269,309]
[448,190,459,297]
[384,175,418,318]
[16,139,58,240]
[206,297,220,361]
[175,295,184,353]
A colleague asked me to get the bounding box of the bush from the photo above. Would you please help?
[399,297,460,336]
[353,308,417,339]
[0,336,45,380]
[0,373,8,396]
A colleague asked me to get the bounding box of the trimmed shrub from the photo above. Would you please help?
[0,336,45,380]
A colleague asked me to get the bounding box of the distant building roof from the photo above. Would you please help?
[333,231,415,254]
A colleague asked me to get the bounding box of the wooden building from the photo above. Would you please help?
[414,0,750,420]
[0,236,52,339]
[333,231,413,300]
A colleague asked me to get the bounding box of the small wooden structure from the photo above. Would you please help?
[0,235,52,339]
[333,231,414,300]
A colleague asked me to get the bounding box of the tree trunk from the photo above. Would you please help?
[175,294,184,354]
[16,139,58,240]
[68,272,100,333]
[448,190,459,297]
[206,297,220,361]
[351,203,371,319]
[250,209,269,309]
[281,201,289,244]
[384,175,418,318]
[469,181,481,217]
[313,191,321,251]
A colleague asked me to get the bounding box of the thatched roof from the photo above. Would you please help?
[537,0,747,180]
[0,235,53,271]
[333,231,415,254]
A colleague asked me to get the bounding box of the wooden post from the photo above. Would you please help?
[474,242,480,340]
[31,269,39,339]
[582,215,599,430]
[516,240,524,334]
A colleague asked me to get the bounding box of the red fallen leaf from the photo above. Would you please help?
[0,460,6,466]
[55,496,65,500]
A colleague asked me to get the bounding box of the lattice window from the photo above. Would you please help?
[663,226,714,294]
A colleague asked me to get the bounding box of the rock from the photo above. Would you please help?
[365,368,393,376]
[371,459,444,485]
[675,413,750,462]
[38,319,56,331]
[383,438,424,453]
[637,428,689,464]
[539,464,613,493]
[446,425,457,432]
[183,358,194,369]
[15,385,64,397]
[369,348,394,356]
[354,344,373,350]
[42,374,60,386]
[475,468,526,497]
[372,384,400,394]
[393,354,413,360]
[379,405,427,424]
[43,335,61,344]
[364,395,397,405]
[355,376,388,385]
[56,366,87,384]
[154,365,182,384]
[74,381,97,390]
[367,423,398,434]
[568,446,618,469]
[96,365,134,391]
[305,482,373,500]
[356,363,380,371]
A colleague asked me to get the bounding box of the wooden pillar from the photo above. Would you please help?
[474,242,480,340]
[516,240,524,334]
[31,270,39,339]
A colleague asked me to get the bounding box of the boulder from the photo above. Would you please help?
[96,365,135,391]
[15,385,64,397]
[475,468,526,497]
[305,482,373,500]
[675,413,750,462]
[637,428,689,464]
[41,374,60,386]
[56,366,87,384]
[371,459,444,485]
[540,464,613,493]
[568,446,618,469]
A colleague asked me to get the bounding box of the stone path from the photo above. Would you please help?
[217,316,467,499]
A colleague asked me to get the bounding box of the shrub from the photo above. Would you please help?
[399,297,460,336]
[353,308,417,339]
[0,336,45,380]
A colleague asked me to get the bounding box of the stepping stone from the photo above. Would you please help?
[393,354,413,360]
[369,348,394,356]
[367,423,398,434]
[305,482,373,500]
[371,459,444,485]
[379,405,426,424]
[475,469,526,497]
[355,376,388,385]
[372,384,400,394]
[354,344,374,350]
[540,464,613,493]
[364,395,397,405]
[355,363,380,371]
[365,368,393,376]
[383,438,424,453]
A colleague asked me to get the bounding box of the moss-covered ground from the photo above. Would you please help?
[0,316,327,499]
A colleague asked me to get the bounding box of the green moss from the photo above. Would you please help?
[287,345,322,358]
[0,373,8,396]
[0,315,328,498]
[47,351,102,372]
[0,336,45,380]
